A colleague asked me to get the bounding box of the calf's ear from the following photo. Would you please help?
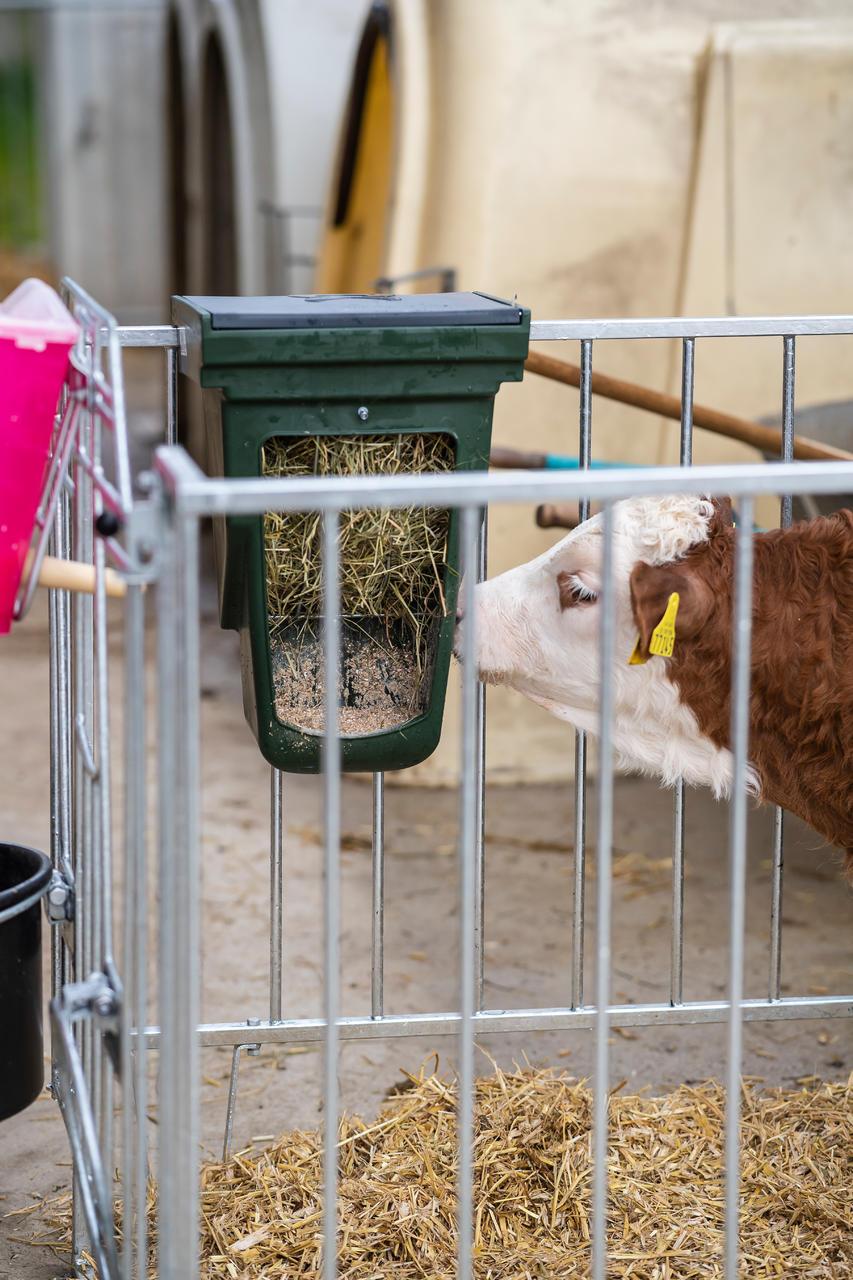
[710,496,734,534]
[629,562,713,660]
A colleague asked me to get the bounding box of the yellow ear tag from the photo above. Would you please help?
[627,591,680,665]
[648,591,680,658]
[627,636,647,665]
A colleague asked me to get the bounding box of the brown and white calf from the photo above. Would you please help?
[456,494,853,877]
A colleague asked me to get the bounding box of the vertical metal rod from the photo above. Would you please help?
[270,768,284,1023]
[770,337,794,1001]
[322,511,341,1280]
[572,731,586,1009]
[779,336,795,527]
[591,502,616,1280]
[94,526,115,1180]
[124,583,147,1280]
[222,1046,245,1163]
[457,505,480,1280]
[671,785,686,1007]
[73,379,95,1268]
[725,496,755,1280]
[769,808,784,1002]
[371,772,385,1018]
[474,510,488,1011]
[122,582,147,1280]
[49,502,72,1002]
[573,338,593,1009]
[679,338,695,467]
[157,510,201,1280]
[54,492,75,890]
[166,347,179,447]
[578,339,592,523]
[671,336,695,1006]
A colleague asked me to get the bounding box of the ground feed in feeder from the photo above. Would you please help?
[27,1066,852,1277]
[262,434,455,735]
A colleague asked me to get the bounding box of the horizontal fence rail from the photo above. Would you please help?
[155,448,853,511]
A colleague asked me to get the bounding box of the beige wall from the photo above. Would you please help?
[373,0,853,781]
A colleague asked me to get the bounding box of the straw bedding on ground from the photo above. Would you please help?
[190,1066,851,1279]
[20,1065,852,1276]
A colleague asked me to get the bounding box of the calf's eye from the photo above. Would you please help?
[557,571,599,610]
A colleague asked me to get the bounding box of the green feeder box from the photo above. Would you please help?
[172,291,530,773]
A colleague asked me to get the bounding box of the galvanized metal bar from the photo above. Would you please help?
[134,992,853,1050]
[572,731,587,1011]
[725,496,755,1280]
[371,773,385,1018]
[779,336,796,522]
[73,378,96,1269]
[48,574,64,1001]
[457,504,481,1280]
[671,336,694,1006]
[117,325,183,349]
[529,314,853,340]
[157,509,201,1280]
[671,785,686,1008]
[573,338,593,1009]
[578,338,593,521]
[166,346,179,447]
[154,447,853,515]
[48,489,74,939]
[105,308,134,513]
[222,1046,245,1162]
[769,808,784,1004]
[94,535,116,984]
[123,581,148,1280]
[680,337,695,466]
[322,511,342,1280]
[474,511,488,1012]
[770,337,795,1002]
[270,768,284,1024]
[50,1000,121,1280]
[92,536,115,1258]
[591,503,616,1280]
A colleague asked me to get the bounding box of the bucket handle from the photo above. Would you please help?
[0,881,50,926]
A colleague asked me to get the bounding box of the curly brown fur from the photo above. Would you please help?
[632,509,853,880]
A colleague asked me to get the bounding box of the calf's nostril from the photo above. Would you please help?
[456,605,464,624]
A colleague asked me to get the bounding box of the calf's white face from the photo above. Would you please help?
[457,495,738,797]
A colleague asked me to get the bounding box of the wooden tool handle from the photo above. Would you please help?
[34,554,127,598]
[490,445,549,470]
[534,502,603,530]
[524,349,853,464]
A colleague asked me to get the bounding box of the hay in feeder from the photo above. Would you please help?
[262,434,456,734]
[18,1066,853,1277]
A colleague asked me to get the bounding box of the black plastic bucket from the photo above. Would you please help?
[0,844,52,1121]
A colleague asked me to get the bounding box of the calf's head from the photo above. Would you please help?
[454,494,736,794]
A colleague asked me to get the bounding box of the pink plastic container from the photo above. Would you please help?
[0,280,78,632]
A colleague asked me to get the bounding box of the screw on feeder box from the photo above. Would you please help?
[171,291,530,774]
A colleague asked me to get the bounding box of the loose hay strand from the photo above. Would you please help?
[32,1068,852,1278]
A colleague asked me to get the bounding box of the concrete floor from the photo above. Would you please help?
[1,572,851,1278]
